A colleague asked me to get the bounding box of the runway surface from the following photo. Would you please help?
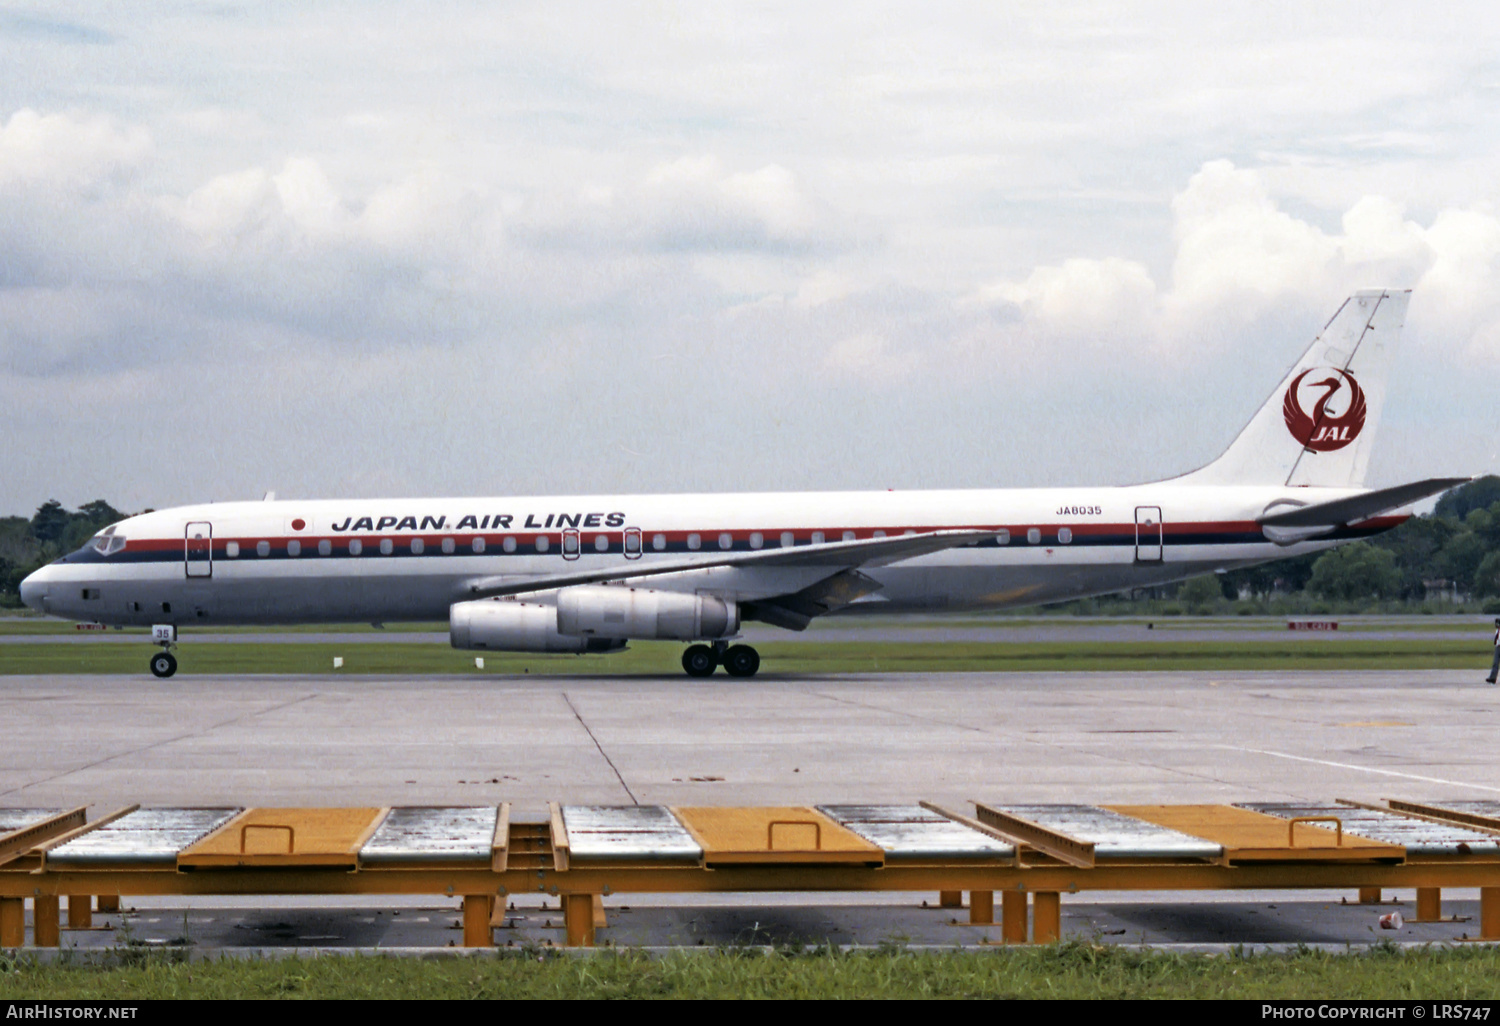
[4,669,1497,807]
[5,668,1498,949]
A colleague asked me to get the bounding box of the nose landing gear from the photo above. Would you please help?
[149,624,178,678]
[680,641,761,678]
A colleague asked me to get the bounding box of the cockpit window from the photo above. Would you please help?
[90,525,127,556]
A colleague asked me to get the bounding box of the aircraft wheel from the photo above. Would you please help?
[150,651,178,679]
[722,644,760,678]
[681,645,717,677]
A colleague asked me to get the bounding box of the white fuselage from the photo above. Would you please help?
[21,483,1398,628]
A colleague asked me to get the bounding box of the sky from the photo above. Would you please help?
[3,2,1500,515]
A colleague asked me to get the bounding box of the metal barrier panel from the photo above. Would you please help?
[0,810,68,834]
[1108,804,1402,862]
[562,806,702,863]
[46,809,242,866]
[817,805,1015,862]
[178,808,386,867]
[1239,803,1500,858]
[360,807,498,864]
[673,807,883,864]
[989,803,1222,860]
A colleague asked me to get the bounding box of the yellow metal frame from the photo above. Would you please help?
[5,798,1500,950]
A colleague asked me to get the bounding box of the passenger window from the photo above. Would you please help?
[226,542,240,558]
[411,538,424,554]
[379,538,393,555]
[811,531,824,545]
[780,531,794,547]
[1058,528,1073,544]
[472,537,486,554]
[349,539,363,556]
[536,535,550,553]
[563,532,580,556]
[1027,528,1041,545]
[718,532,732,550]
[287,540,301,557]
[318,539,331,556]
[749,532,763,549]
[256,540,270,557]
[687,533,701,551]
[873,530,886,538]
[995,529,1010,545]
[441,537,455,554]
[652,533,666,551]
[502,536,516,553]
[842,530,856,542]
[595,534,610,552]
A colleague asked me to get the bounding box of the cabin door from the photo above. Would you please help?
[185,522,213,578]
[1134,507,1163,564]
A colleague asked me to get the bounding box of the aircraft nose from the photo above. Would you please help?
[19,566,50,613]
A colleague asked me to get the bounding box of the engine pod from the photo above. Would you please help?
[556,585,738,640]
[450,599,622,653]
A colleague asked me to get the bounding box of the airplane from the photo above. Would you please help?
[19,288,1467,679]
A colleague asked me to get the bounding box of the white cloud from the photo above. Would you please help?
[7,1,1500,507]
[961,160,1500,381]
[524,155,834,254]
[973,257,1157,341]
[0,108,148,189]
[821,331,924,385]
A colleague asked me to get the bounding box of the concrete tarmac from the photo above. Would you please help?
[4,669,1497,807]
[4,668,1498,949]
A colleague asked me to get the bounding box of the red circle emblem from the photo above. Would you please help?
[291,518,306,531]
[1282,368,1366,452]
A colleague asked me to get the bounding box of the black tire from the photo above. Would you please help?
[150,651,177,679]
[722,644,760,678]
[681,645,717,677]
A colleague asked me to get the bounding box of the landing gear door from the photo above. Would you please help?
[185,521,213,578]
[1134,506,1163,564]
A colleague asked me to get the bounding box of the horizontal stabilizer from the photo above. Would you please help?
[463,529,997,600]
[1258,478,1471,528]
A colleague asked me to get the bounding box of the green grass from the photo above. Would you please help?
[0,638,1493,675]
[4,943,1499,999]
[0,620,447,636]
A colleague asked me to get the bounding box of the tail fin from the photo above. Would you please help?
[1178,289,1409,488]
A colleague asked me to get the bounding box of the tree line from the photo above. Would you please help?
[1210,475,1500,609]
[0,499,129,607]
[3,480,1500,611]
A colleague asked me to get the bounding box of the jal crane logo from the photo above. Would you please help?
[1282,367,1366,452]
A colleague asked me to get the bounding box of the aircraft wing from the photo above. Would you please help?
[462,529,997,600]
[1257,477,1471,528]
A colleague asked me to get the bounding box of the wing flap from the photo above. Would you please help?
[462,529,996,600]
[742,570,884,631]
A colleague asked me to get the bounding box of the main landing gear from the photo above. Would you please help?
[682,641,760,678]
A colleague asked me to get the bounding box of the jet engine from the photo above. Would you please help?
[556,585,738,640]
[449,599,625,653]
